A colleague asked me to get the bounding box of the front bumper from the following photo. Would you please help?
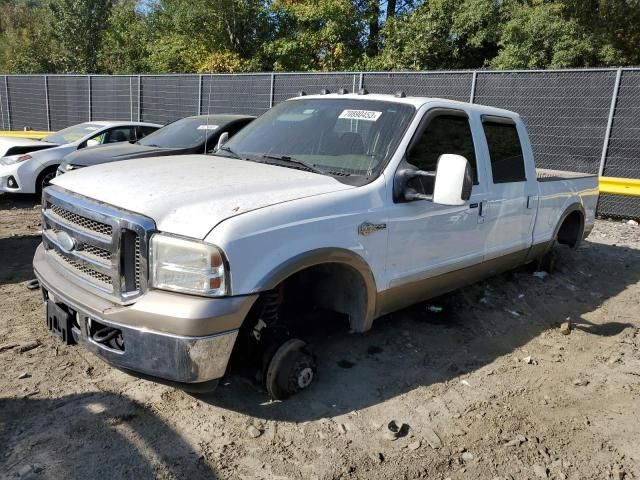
[34,244,257,383]
[0,162,26,193]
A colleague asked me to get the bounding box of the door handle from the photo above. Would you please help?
[469,202,479,209]
[477,200,488,224]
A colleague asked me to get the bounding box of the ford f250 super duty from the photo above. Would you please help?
[33,93,598,399]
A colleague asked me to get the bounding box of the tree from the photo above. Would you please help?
[99,1,152,73]
[48,0,115,72]
[150,0,272,65]
[0,1,58,73]
[490,1,600,69]
[263,0,365,71]
[368,0,499,70]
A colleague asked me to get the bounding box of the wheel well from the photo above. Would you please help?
[230,262,370,376]
[557,210,583,248]
[36,165,59,194]
[280,262,369,333]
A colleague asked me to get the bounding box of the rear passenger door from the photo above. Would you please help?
[480,116,537,261]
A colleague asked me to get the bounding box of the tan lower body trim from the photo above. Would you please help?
[375,248,536,318]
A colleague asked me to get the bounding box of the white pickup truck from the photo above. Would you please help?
[33,93,598,399]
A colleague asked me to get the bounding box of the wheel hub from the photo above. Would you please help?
[297,367,314,389]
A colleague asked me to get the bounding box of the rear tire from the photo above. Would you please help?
[538,249,557,274]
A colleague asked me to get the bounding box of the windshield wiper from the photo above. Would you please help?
[261,153,325,175]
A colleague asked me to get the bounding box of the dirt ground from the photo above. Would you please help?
[1,194,639,480]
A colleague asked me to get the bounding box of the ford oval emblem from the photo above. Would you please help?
[56,231,77,253]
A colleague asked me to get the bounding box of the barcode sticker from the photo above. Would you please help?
[338,110,382,121]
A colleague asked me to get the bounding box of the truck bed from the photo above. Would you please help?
[532,170,599,247]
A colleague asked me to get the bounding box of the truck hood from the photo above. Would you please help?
[51,154,354,239]
[64,143,183,167]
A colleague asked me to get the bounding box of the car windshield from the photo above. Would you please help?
[220,98,415,177]
[42,123,105,144]
[138,117,219,149]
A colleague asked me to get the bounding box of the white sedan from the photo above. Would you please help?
[0,121,161,195]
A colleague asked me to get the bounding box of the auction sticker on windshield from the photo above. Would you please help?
[197,125,219,130]
[338,110,382,121]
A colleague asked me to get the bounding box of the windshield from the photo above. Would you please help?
[42,123,105,144]
[138,117,219,149]
[221,98,415,177]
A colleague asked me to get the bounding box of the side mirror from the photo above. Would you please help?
[85,138,100,148]
[396,154,472,205]
[432,154,473,206]
[216,132,229,151]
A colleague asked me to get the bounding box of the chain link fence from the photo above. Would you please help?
[0,69,638,218]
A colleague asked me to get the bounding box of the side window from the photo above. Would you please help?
[483,121,526,183]
[85,133,105,147]
[104,127,135,144]
[138,126,158,139]
[407,114,478,195]
[225,119,253,138]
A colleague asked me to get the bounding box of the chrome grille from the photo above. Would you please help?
[48,204,113,238]
[81,244,112,262]
[42,187,155,303]
[134,236,141,291]
[52,251,112,289]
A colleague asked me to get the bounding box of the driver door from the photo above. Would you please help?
[386,108,488,293]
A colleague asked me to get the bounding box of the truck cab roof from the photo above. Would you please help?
[286,92,520,119]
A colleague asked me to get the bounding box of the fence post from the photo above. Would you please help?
[0,76,6,130]
[44,75,51,132]
[358,72,364,91]
[269,73,275,108]
[198,74,203,115]
[4,76,10,130]
[599,68,622,177]
[87,75,92,122]
[469,71,478,104]
[137,75,142,122]
[129,76,133,121]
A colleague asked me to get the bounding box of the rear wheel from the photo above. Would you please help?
[538,248,557,274]
[36,166,58,198]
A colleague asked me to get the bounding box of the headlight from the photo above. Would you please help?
[0,154,29,166]
[149,233,227,297]
[63,163,75,171]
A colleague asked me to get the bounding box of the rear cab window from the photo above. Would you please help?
[482,117,526,183]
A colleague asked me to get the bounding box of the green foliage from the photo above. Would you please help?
[99,1,152,73]
[0,2,58,73]
[264,0,365,71]
[48,0,114,73]
[490,1,599,68]
[368,0,499,70]
[1,0,640,73]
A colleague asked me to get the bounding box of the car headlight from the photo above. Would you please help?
[0,154,29,166]
[149,233,227,297]
[63,163,75,171]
